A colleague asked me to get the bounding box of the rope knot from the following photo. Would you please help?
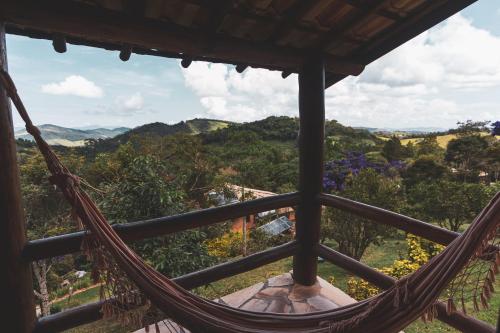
[49,172,80,189]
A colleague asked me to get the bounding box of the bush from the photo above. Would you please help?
[347,235,443,300]
[50,303,62,314]
[205,232,243,259]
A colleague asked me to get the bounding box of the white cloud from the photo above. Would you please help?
[361,14,500,89]
[181,13,500,128]
[181,62,298,122]
[121,92,144,110]
[41,75,104,98]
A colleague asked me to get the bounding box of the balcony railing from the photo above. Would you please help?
[28,192,495,333]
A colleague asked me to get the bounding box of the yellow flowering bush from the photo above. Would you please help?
[205,232,243,258]
[347,235,444,300]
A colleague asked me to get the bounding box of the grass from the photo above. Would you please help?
[399,132,497,148]
[53,286,100,310]
[58,239,499,332]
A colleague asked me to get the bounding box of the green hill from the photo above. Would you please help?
[15,124,129,146]
[91,118,231,151]
[201,116,379,145]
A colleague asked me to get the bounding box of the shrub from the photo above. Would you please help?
[50,303,62,314]
[347,235,443,300]
[205,232,243,259]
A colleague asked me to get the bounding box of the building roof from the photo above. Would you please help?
[258,216,293,236]
[0,0,476,87]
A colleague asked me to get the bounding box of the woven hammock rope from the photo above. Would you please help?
[1,69,499,333]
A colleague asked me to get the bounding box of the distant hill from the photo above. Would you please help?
[202,116,379,145]
[356,126,448,135]
[92,118,232,151]
[17,117,378,151]
[15,124,129,147]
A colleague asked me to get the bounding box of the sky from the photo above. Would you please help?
[5,1,500,130]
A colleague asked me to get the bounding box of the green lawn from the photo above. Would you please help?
[59,239,499,332]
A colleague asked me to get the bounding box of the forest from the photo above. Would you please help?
[18,116,500,332]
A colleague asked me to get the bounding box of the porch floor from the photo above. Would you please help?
[134,273,357,332]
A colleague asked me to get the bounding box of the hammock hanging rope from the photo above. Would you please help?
[1,69,499,333]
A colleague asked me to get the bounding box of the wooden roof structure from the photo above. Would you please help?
[0,0,476,87]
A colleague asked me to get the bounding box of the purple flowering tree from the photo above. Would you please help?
[491,121,500,136]
[321,153,405,260]
[323,152,404,193]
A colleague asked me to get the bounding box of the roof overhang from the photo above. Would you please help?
[0,0,477,88]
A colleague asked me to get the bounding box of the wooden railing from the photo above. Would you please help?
[35,241,299,333]
[26,192,495,333]
[23,192,300,261]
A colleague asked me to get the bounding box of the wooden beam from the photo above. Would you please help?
[51,34,66,53]
[0,0,364,76]
[318,193,458,245]
[355,0,478,63]
[293,54,325,286]
[23,192,300,261]
[119,45,132,61]
[319,0,390,51]
[326,0,478,87]
[33,242,298,333]
[0,22,36,333]
[267,2,319,42]
[344,0,401,21]
[317,244,495,333]
[200,0,234,51]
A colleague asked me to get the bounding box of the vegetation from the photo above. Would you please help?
[16,116,499,331]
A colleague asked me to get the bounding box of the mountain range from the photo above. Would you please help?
[15,124,130,147]
[15,118,445,148]
[15,119,231,147]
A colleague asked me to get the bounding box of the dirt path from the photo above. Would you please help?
[50,283,101,304]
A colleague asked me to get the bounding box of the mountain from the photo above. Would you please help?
[93,118,232,151]
[15,124,129,147]
[202,116,379,145]
[356,126,448,134]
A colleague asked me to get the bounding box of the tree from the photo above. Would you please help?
[491,121,500,136]
[481,141,500,182]
[322,169,404,260]
[408,180,489,232]
[453,120,490,137]
[382,136,405,161]
[402,157,449,189]
[415,136,444,158]
[20,151,84,316]
[445,135,488,181]
[96,153,216,277]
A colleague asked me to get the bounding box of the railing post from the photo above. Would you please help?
[293,54,325,286]
[0,23,37,332]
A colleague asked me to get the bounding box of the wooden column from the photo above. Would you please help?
[293,54,325,286]
[0,23,36,332]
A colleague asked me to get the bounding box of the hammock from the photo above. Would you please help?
[1,69,499,333]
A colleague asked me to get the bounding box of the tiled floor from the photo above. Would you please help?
[135,273,357,333]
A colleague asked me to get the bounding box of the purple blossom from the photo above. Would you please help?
[491,121,500,136]
[323,152,404,192]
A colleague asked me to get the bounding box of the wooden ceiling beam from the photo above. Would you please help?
[324,0,478,87]
[199,0,235,51]
[267,1,320,42]
[0,0,364,76]
[354,0,477,62]
[319,0,390,51]
[344,0,401,21]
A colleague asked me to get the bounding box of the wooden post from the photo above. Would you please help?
[0,23,37,332]
[293,54,325,286]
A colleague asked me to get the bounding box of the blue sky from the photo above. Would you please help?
[6,0,500,130]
